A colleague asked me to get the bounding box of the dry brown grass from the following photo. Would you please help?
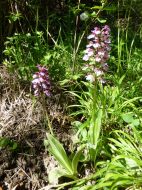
[0,66,74,189]
[0,66,44,138]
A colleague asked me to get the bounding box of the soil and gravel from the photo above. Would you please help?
[0,66,74,190]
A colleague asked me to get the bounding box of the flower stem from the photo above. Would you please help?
[42,95,53,135]
[45,110,53,135]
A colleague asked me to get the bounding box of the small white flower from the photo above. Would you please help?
[99,78,106,84]
[93,43,100,48]
[88,51,94,57]
[94,30,101,35]
[39,78,45,82]
[42,83,47,89]
[33,84,37,89]
[40,72,46,76]
[95,57,101,62]
[98,51,105,56]
[32,78,40,84]
[91,27,101,35]
[104,39,111,44]
[84,48,92,53]
[83,54,89,61]
[94,68,104,76]
[85,74,95,82]
[87,34,95,39]
[33,74,38,78]
[86,42,93,48]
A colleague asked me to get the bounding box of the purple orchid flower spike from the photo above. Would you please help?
[32,65,51,97]
[82,25,111,83]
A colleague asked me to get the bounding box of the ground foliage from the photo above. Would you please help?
[0,0,142,189]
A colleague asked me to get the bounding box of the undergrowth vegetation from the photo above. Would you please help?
[0,0,142,189]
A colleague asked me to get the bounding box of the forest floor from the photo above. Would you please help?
[0,66,74,190]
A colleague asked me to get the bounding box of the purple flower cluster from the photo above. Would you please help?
[83,25,111,82]
[32,65,51,97]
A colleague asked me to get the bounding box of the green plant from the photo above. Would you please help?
[3,31,46,79]
[65,126,142,190]
[0,137,18,151]
[44,133,85,183]
[103,127,142,189]
[68,82,108,169]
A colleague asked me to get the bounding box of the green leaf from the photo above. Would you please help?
[0,137,18,151]
[95,109,103,134]
[44,139,49,147]
[91,6,103,10]
[103,6,117,11]
[72,74,82,80]
[90,181,113,189]
[46,133,74,176]
[71,121,82,128]
[91,11,97,17]
[121,113,134,123]
[120,97,141,109]
[11,142,18,150]
[0,137,10,148]
[88,109,103,163]
[132,119,139,126]
[97,18,106,23]
[48,168,69,184]
[72,145,85,174]
[125,158,138,168]
[60,79,70,85]
[111,178,134,189]
[89,109,103,147]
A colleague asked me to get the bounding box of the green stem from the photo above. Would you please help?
[45,110,53,135]
[42,95,53,135]
[39,167,107,190]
